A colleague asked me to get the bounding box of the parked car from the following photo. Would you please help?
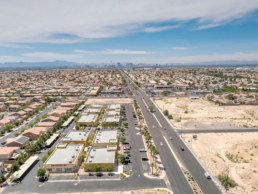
[96,172,103,177]
[139,148,147,152]
[123,142,130,145]
[142,157,149,161]
[124,145,131,150]
[124,158,131,163]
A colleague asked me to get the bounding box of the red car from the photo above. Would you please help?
[142,157,149,161]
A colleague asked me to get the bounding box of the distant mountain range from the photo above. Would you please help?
[0,60,257,70]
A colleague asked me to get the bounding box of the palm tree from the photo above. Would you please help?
[152,148,159,168]
[138,124,142,134]
[150,162,154,175]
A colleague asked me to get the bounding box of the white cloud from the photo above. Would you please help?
[144,25,179,32]
[75,49,152,55]
[0,0,257,44]
[172,47,188,50]
[0,43,33,49]
[22,52,83,60]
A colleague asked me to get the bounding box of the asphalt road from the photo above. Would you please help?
[0,102,58,144]
[122,71,222,194]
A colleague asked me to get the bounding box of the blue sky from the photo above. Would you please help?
[0,0,258,64]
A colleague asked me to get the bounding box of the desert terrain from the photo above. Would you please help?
[154,97,258,129]
[183,133,258,194]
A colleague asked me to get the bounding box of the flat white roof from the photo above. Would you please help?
[88,104,102,108]
[62,131,89,142]
[62,116,75,127]
[45,144,83,165]
[107,104,121,110]
[12,155,39,180]
[84,108,101,113]
[102,116,120,123]
[105,110,120,116]
[78,114,98,123]
[93,130,117,144]
[45,133,60,146]
[85,147,115,164]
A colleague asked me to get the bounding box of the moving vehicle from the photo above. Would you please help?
[169,136,173,140]
[204,172,211,179]
[180,147,185,151]
[139,148,147,152]
[160,142,164,146]
[142,157,149,161]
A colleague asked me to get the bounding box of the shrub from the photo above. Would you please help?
[217,174,237,191]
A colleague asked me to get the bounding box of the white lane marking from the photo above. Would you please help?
[163,136,183,168]
[153,113,162,128]
[142,99,148,108]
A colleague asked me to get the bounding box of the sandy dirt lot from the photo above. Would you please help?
[85,98,133,104]
[154,97,258,129]
[183,133,258,194]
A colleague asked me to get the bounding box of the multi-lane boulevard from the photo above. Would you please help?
[122,71,222,194]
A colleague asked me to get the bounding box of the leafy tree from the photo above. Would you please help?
[0,173,6,183]
[93,164,101,172]
[42,114,48,119]
[10,162,19,173]
[106,166,113,172]
[226,94,235,100]
[17,106,25,111]
[37,168,46,178]
[14,132,21,137]
[118,155,126,163]
[42,155,49,163]
[119,135,126,144]
[3,124,15,131]
[148,105,153,112]
[47,149,54,156]
[120,128,125,133]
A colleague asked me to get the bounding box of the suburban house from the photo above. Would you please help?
[36,121,56,128]
[0,147,21,164]
[41,116,59,123]
[22,127,47,141]
[6,136,30,148]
